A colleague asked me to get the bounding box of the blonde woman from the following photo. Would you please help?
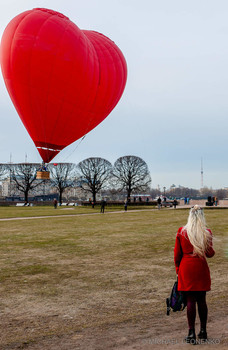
[174,205,215,344]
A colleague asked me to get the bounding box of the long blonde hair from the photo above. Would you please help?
[183,205,212,257]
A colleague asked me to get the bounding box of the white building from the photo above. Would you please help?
[1,177,56,198]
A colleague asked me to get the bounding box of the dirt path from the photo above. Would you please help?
[0,208,159,222]
[3,309,227,349]
[0,205,227,222]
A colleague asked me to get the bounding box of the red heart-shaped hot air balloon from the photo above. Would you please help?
[0,8,127,162]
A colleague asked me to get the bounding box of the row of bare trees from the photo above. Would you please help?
[0,156,152,203]
[158,186,228,201]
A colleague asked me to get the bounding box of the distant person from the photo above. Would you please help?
[214,196,218,206]
[184,197,187,205]
[100,199,106,213]
[157,197,162,209]
[207,196,212,206]
[174,205,215,344]
[124,199,128,211]
[53,198,58,209]
[39,161,47,172]
[173,198,178,209]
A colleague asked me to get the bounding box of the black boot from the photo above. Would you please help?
[198,328,207,340]
[185,329,197,345]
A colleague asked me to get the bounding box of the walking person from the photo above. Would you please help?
[174,205,215,345]
[53,198,58,209]
[124,199,128,211]
[173,198,178,209]
[100,199,106,213]
[157,196,162,209]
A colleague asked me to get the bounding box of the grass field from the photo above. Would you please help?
[0,207,227,349]
[0,204,155,219]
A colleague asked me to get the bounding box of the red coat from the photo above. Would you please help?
[174,227,215,291]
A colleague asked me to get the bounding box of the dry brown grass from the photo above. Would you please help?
[0,208,227,349]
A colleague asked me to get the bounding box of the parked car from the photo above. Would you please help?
[162,200,173,208]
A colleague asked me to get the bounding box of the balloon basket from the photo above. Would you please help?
[36,171,50,180]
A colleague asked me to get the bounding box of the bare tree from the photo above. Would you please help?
[215,188,228,199]
[77,157,112,202]
[166,186,199,199]
[9,163,43,203]
[112,156,151,198]
[49,163,76,204]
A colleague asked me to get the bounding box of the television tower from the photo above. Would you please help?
[201,158,204,188]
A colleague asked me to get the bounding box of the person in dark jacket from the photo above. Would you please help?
[53,198,58,209]
[174,205,215,344]
[157,197,162,209]
[124,199,128,211]
[100,199,106,213]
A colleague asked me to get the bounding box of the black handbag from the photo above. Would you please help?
[166,278,186,315]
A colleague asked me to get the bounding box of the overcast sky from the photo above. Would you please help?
[0,0,228,189]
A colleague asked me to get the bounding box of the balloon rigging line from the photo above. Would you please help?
[60,135,86,162]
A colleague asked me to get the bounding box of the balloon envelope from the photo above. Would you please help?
[0,8,127,162]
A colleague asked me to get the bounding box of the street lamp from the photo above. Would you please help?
[163,186,166,196]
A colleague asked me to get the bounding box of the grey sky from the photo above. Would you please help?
[0,0,228,189]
